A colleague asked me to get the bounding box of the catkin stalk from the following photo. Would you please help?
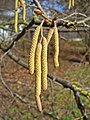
[47,28,54,45]
[53,22,59,68]
[29,21,44,74]
[68,0,71,9]
[41,37,48,90]
[14,0,18,32]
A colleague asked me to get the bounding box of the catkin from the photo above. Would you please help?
[35,43,42,96]
[18,1,21,8]
[68,0,71,9]
[29,21,44,74]
[29,26,41,74]
[19,0,26,23]
[72,0,74,6]
[53,22,59,68]
[14,0,18,32]
[41,37,47,90]
[35,95,42,112]
[47,28,54,45]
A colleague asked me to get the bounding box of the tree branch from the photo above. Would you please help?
[3,50,90,100]
[74,91,88,120]
[77,16,90,24]
[0,15,90,54]
[1,18,34,52]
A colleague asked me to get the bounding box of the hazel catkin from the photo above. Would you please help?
[29,21,44,74]
[35,43,42,111]
[35,43,42,96]
[72,0,74,6]
[14,0,18,32]
[53,22,59,68]
[19,0,26,23]
[47,28,54,45]
[29,25,41,74]
[68,0,71,9]
[41,37,48,90]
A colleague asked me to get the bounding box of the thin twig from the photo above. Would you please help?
[74,91,88,120]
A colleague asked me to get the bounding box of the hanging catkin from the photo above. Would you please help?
[29,21,44,74]
[19,0,26,23]
[14,0,18,32]
[29,26,41,74]
[35,43,42,111]
[35,43,42,96]
[68,0,71,9]
[41,37,48,90]
[18,1,21,8]
[47,28,54,45]
[72,0,74,6]
[53,22,59,68]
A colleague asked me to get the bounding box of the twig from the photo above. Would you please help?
[43,111,60,120]
[62,12,87,20]
[0,69,14,97]
[13,92,29,104]
[1,18,34,52]
[5,79,31,87]
[7,51,28,69]
[0,49,10,61]
[0,57,14,97]
[74,91,88,120]
[77,16,90,25]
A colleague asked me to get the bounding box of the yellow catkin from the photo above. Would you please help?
[29,26,41,74]
[41,37,47,90]
[18,1,21,8]
[14,0,18,32]
[35,43,42,112]
[35,95,42,112]
[35,43,42,96]
[72,0,74,6]
[29,21,44,74]
[19,0,26,23]
[53,22,59,68]
[68,0,71,9]
[47,28,54,45]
